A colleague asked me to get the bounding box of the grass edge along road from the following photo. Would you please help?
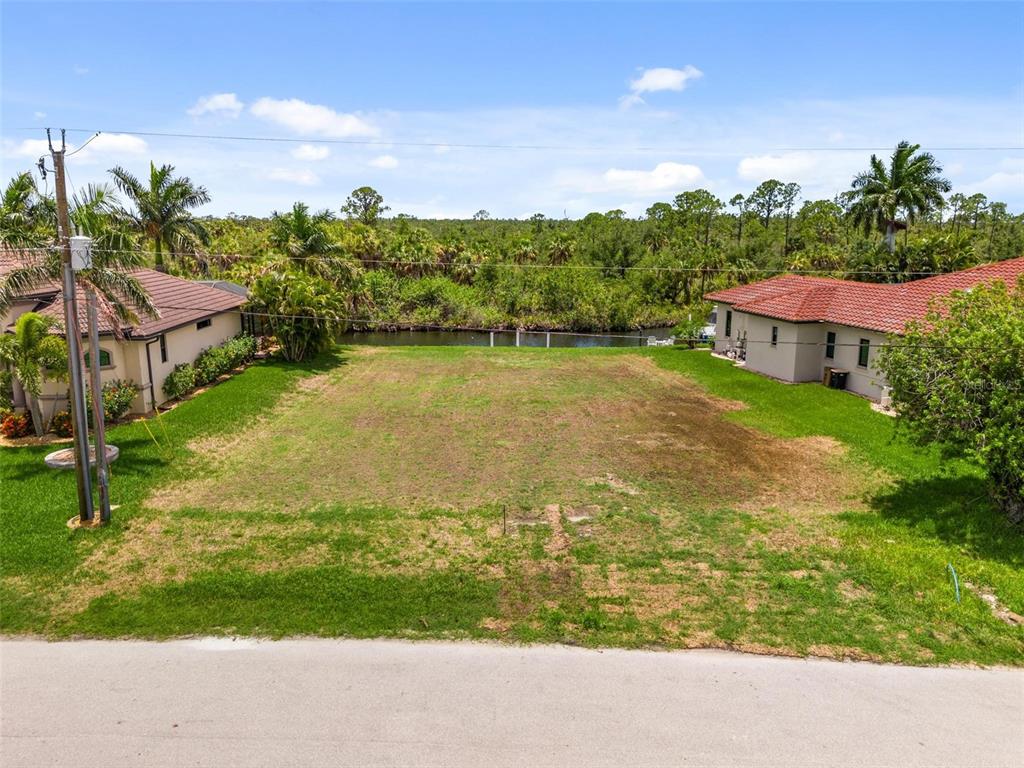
[1,347,1021,666]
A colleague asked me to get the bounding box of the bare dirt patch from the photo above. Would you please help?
[964,581,1024,626]
[151,350,853,520]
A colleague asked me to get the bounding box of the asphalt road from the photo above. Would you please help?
[1,639,1021,767]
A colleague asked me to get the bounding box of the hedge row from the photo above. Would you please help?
[163,335,257,401]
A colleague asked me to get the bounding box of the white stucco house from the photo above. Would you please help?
[1,253,248,417]
[705,256,1024,401]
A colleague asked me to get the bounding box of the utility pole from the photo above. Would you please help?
[85,279,111,523]
[50,129,93,523]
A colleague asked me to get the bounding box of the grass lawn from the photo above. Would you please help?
[1,346,1021,665]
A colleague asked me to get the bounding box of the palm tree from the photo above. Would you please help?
[109,162,211,271]
[0,186,157,344]
[0,173,51,247]
[268,202,360,286]
[270,203,338,265]
[847,141,951,254]
[0,312,67,436]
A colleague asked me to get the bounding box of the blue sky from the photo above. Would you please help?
[3,2,1023,217]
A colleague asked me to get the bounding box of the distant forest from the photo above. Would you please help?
[3,142,1022,333]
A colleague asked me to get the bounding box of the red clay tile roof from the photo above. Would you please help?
[20,268,245,338]
[0,248,61,296]
[705,257,1024,334]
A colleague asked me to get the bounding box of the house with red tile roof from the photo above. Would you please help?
[704,257,1024,401]
[1,256,247,416]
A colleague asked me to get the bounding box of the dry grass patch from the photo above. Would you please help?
[151,349,854,519]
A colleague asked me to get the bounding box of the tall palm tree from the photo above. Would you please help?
[847,141,951,254]
[109,162,211,271]
[0,186,157,341]
[0,312,67,436]
[0,172,51,247]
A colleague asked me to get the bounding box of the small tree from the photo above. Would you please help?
[878,277,1024,523]
[341,187,388,227]
[246,269,348,362]
[0,312,68,435]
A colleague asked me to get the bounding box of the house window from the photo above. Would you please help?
[771,326,778,346]
[84,348,112,368]
[159,334,168,363]
[858,338,870,367]
[825,331,836,359]
[196,318,212,330]
[725,310,732,338]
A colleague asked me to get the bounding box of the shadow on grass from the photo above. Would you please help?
[868,474,1024,567]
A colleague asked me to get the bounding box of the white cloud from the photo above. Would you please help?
[187,93,244,118]
[736,151,865,191]
[631,66,703,93]
[602,162,705,194]
[621,66,703,107]
[737,152,819,181]
[33,111,46,121]
[250,97,377,138]
[961,171,1024,196]
[290,144,330,161]
[73,65,89,76]
[369,154,399,169]
[9,139,50,159]
[7,133,147,164]
[266,167,321,186]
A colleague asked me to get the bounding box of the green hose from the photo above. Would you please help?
[947,563,961,604]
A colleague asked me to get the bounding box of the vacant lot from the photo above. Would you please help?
[2,347,1021,665]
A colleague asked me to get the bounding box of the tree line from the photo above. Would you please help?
[1,142,1022,357]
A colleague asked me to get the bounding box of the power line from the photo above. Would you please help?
[12,244,1004,279]
[21,127,1024,154]
[65,131,101,157]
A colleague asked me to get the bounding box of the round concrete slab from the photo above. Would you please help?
[44,445,119,470]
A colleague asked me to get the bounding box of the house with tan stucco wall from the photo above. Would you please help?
[1,256,247,418]
[705,257,1024,401]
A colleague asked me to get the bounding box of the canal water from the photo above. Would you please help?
[338,327,676,348]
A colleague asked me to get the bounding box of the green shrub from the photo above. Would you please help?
[50,410,73,437]
[162,336,255,401]
[163,363,197,400]
[194,336,256,385]
[86,380,140,425]
[194,346,230,385]
[103,380,140,421]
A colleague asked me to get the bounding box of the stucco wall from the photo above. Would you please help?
[820,323,889,400]
[742,315,801,383]
[144,312,243,409]
[37,336,138,418]
[709,303,892,400]
[34,311,242,416]
[712,303,754,355]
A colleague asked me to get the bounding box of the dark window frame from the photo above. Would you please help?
[159,334,168,363]
[857,338,870,368]
[825,331,836,359]
[84,348,113,368]
[725,310,732,338]
[771,326,778,346]
[196,318,212,330]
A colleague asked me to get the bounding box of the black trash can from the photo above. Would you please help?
[828,369,849,390]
